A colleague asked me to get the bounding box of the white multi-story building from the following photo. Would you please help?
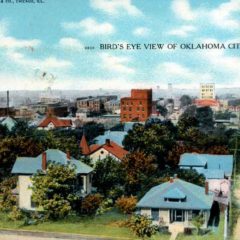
[200,83,215,99]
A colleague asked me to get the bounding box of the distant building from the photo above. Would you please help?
[120,89,152,122]
[104,100,120,114]
[38,116,72,130]
[200,83,215,99]
[1,116,17,131]
[47,104,68,117]
[76,95,117,114]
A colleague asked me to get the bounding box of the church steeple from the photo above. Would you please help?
[80,134,90,155]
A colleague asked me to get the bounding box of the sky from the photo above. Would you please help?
[0,0,239,91]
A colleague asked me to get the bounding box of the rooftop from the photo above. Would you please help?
[137,178,214,210]
[11,149,93,175]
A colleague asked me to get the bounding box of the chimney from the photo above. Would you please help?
[7,90,9,116]
[105,139,111,146]
[170,177,174,183]
[66,150,71,160]
[42,152,47,171]
[205,181,209,195]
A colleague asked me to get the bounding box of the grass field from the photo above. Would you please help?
[0,210,170,240]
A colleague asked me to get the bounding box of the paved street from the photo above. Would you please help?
[0,230,117,240]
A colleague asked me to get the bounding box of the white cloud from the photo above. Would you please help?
[0,36,41,49]
[90,0,142,17]
[172,0,196,21]
[59,38,83,51]
[156,62,212,84]
[100,53,135,74]
[167,25,196,37]
[133,27,150,37]
[0,20,41,49]
[7,50,73,70]
[209,0,240,30]
[62,17,115,35]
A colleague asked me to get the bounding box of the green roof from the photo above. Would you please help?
[1,116,17,131]
[137,179,214,210]
[11,149,93,175]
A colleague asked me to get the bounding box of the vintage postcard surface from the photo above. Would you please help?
[0,1,239,240]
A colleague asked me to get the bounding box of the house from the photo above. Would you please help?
[1,116,17,131]
[80,134,129,164]
[179,153,233,180]
[11,149,93,210]
[38,116,72,130]
[179,153,233,205]
[136,177,214,232]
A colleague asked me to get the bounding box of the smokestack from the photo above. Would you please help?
[42,152,47,171]
[205,181,209,195]
[7,90,9,116]
[105,139,111,146]
[66,150,71,160]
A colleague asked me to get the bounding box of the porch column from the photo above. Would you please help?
[83,176,87,193]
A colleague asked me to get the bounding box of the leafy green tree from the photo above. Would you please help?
[180,95,192,108]
[196,107,214,129]
[0,136,44,178]
[93,156,125,196]
[0,124,9,138]
[122,151,157,195]
[123,123,174,167]
[128,214,158,239]
[31,163,77,220]
[157,105,168,117]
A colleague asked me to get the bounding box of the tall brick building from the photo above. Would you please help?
[120,89,152,122]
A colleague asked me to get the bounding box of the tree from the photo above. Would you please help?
[0,136,44,178]
[121,151,157,195]
[128,214,158,240]
[157,105,168,117]
[93,156,125,196]
[31,163,77,220]
[115,196,137,214]
[123,123,174,167]
[180,95,192,108]
[196,107,214,129]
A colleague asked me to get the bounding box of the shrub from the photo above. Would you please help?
[8,206,23,221]
[128,214,158,239]
[0,188,16,212]
[96,198,113,215]
[115,195,137,214]
[81,194,103,215]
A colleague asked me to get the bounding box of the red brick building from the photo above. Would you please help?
[120,89,152,122]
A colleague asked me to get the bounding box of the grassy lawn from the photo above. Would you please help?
[177,214,224,240]
[0,210,170,240]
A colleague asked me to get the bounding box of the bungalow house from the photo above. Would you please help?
[178,153,233,180]
[11,149,93,211]
[38,116,72,130]
[179,153,233,205]
[80,134,129,164]
[136,177,214,232]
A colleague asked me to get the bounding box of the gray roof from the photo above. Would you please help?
[11,149,93,175]
[137,179,214,210]
[179,153,233,177]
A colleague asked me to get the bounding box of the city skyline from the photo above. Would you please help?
[0,0,239,91]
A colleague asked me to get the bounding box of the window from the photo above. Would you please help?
[142,107,145,111]
[139,101,142,105]
[151,209,159,221]
[129,107,132,111]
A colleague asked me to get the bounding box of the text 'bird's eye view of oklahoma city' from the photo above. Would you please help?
[0,0,240,240]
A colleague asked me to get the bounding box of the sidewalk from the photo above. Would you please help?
[0,229,128,240]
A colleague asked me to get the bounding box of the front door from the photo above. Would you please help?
[170,210,185,223]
